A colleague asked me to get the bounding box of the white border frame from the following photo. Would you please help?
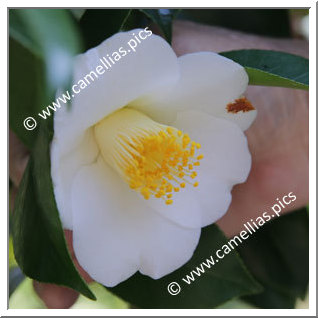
[3,1,316,316]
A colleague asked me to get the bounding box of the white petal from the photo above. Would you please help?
[143,188,203,229]
[195,176,232,227]
[217,109,257,131]
[146,52,256,130]
[50,128,98,229]
[52,29,180,228]
[139,214,200,279]
[171,110,252,226]
[173,110,252,185]
[71,158,200,286]
[54,29,179,155]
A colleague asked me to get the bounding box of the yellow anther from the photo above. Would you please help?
[193,182,199,187]
[159,131,167,138]
[166,184,173,192]
[166,127,174,135]
[178,172,185,178]
[94,108,203,206]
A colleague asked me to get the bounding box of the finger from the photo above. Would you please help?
[33,280,79,309]
[33,230,93,308]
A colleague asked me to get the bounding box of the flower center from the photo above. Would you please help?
[94,108,203,205]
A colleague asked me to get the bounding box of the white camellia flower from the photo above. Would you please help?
[51,29,257,287]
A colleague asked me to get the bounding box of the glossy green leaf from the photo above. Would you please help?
[12,120,95,300]
[109,224,262,308]
[140,9,180,43]
[238,208,309,308]
[220,50,308,90]
[9,38,44,148]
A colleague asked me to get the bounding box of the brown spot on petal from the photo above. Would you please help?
[226,97,255,113]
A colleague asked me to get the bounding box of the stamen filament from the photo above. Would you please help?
[94,108,204,205]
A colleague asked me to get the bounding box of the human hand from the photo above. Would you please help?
[170,20,308,237]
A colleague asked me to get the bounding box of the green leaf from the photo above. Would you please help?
[238,208,309,309]
[10,9,81,92]
[70,9,86,20]
[140,9,180,43]
[220,49,308,90]
[9,38,45,148]
[12,120,95,300]
[79,9,134,50]
[9,9,81,149]
[109,225,262,308]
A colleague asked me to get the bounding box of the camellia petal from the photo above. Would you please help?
[143,52,256,130]
[51,29,180,228]
[50,29,257,287]
[51,128,98,229]
[71,158,200,286]
[193,176,232,227]
[146,110,251,229]
[53,29,180,153]
[172,110,252,186]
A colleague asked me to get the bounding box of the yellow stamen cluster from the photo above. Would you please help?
[94,108,204,205]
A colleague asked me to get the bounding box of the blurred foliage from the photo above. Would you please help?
[9,9,81,149]
[9,267,25,297]
[140,9,180,43]
[79,9,134,50]
[77,9,179,50]
[9,236,17,269]
[10,278,46,309]
[9,279,128,309]
[10,9,81,91]
[180,9,291,37]
[238,208,309,309]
